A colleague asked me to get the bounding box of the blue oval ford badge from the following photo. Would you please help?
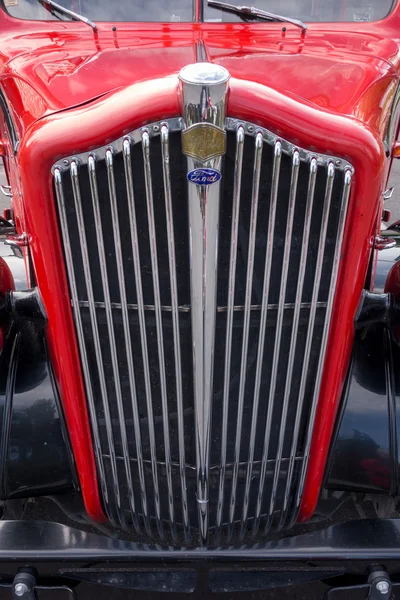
[187,168,222,185]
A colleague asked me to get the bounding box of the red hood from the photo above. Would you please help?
[0,18,400,139]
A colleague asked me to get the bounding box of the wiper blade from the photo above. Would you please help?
[37,0,97,29]
[207,0,307,32]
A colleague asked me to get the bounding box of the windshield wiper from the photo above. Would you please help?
[207,0,307,32]
[37,0,97,29]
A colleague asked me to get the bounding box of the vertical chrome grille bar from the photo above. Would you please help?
[121,139,158,539]
[88,154,136,531]
[54,167,112,523]
[215,125,244,540]
[268,157,317,530]
[54,115,355,545]
[280,161,336,529]
[252,150,300,537]
[105,150,148,534]
[292,168,353,521]
[70,160,128,530]
[142,131,174,541]
[240,140,282,540]
[160,124,190,544]
[227,131,263,541]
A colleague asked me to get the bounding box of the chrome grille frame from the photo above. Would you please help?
[53,117,354,545]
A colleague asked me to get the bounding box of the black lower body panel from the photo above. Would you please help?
[0,519,400,599]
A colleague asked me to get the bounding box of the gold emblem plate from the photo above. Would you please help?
[182,123,226,162]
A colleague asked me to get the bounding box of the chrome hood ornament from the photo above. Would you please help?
[179,62,230,544]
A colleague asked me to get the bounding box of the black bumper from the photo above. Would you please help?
[0,520,400,599]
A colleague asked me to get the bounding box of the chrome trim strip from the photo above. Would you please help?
[160,124,190,544]
[74,300,328,313]
[142,130,175,542]
[384,81,400,154]
[103,454,303,470]
[54,167,112,522]
[53,118,353,175]
[253,150,300,538]
[104,151,144,534]
[0,185,12,198]
[179,63,229,545]
[70,160,126,531]
[227,131,263,541]
[121,139,157,539]
[280,161,336,529]
[293,168,353,521]
[215,125,244,540]
[225,119,353,172]
[240,140,282,539]
[271,157,318,530]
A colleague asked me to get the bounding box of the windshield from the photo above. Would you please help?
[204,0,396,23]
[1,0,396,22]
[1,0,195,22]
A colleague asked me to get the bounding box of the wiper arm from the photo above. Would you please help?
[207,0,307,32]
[37,0,97,30]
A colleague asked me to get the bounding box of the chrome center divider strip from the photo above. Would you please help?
[179,63,230,545]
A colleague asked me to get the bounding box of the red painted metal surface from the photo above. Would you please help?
[1,2,400,525]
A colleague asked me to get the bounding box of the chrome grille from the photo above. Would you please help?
[53,117,353,546]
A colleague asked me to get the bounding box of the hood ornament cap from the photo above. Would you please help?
[179,63,230,165]
[179,63,230,85]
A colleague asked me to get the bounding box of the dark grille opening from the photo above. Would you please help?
[53,118,352,546]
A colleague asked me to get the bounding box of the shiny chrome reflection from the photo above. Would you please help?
[271,157,318,530]
[179,63,229,545]
[240,140,282,539]
[161,124,190,544]
[142,132,174,541]
[121,140,153,538]
[292,167,353,523]
[228,131,263,541]
[102,151,141,534]
[54,115,354,545]
[252,150,300,538]
[215,125,244,541]
[71,160,127,531]
[280,162,336,529]
[54,167,112,524]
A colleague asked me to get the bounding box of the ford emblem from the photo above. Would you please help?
[187,168,222,185]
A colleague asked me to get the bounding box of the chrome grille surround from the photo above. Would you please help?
[53,116,353,546]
